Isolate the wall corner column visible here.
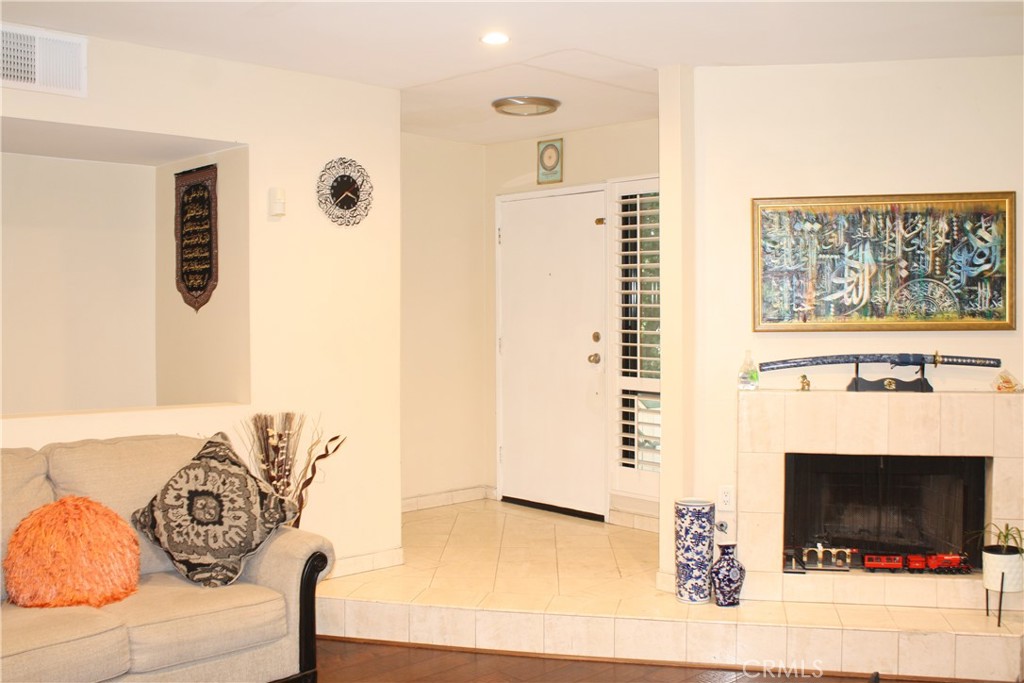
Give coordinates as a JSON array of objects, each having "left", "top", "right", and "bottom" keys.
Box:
[{"left": 656, "top": 65, "right": 698, "bottom": 588}]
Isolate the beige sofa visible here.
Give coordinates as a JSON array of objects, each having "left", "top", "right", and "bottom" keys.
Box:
[{"left": 1, "top": 435, "right": 335, "bottom": 683}]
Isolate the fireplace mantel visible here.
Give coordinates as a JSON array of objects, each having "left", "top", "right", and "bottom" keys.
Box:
[{"left": 736, "top": 390, "right": 1023, "bottom": 610}]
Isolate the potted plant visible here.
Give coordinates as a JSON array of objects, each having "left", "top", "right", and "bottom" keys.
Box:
[{"left": 977, "top": 522, "right": 1023, "bottom": 594}]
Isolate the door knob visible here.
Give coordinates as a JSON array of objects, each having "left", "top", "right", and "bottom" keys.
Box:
[{"left": 588, "top": 353, "right": 601, "bottom": 364}]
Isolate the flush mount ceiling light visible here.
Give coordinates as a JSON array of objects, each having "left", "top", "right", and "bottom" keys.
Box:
[
  {"left": 480, "top": 31, "right": 510, "bottom": 45},
  {"left": 491, "top": 96, "right": 561, "bottom": 117}
]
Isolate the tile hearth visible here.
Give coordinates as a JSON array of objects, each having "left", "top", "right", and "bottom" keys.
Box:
[{"left": 316, "top": 500, "right": 1023, "bottom": 681}]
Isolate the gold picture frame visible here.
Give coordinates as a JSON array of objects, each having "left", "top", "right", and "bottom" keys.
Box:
[{"left": 753, "top": 191, "right": 1015, "bottom": 331}]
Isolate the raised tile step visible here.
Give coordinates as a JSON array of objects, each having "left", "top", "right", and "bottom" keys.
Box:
[{"left": 315, "top": 594, "right": 1023, "bottom": 682}]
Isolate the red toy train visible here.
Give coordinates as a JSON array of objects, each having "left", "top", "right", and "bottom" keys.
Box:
[{"left": 863, "top": 552, "right": 972, "bottom": 574}]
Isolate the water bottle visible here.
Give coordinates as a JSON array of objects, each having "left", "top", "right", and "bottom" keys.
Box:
[{"left": 737, "top": 350, "right": 759, "bottom": 390}]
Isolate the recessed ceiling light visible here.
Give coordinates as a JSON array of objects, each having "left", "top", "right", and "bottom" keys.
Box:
[
  {"left": 481, "top": 32, "right": 510, "bottom": 46},
  {"left": 491, "top": 96, "right": 561, "bottom": 117}
]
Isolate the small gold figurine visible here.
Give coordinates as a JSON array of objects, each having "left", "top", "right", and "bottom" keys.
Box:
[{"left": 799, "top": 374, "right": 810, "bottom": 391}]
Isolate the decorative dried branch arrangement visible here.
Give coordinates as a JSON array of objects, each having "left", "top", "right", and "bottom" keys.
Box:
[{"left": 241, "top": 412, "right": 346, "bottom": 527}]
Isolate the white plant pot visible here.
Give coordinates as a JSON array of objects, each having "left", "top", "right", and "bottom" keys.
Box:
[{"left": 982, "top": 547, "right": 1024, "bottom": 593}]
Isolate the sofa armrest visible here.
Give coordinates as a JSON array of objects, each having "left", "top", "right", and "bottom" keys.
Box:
[
  {"left": 241, "top": 526, "right": 335, "bottom": 681},
  {"left": 242, "top": 525, "right": 335, "bottom": 594}
]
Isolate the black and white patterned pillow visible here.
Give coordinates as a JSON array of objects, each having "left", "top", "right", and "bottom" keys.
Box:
[{"left": 132, "top": 438, "right": 296, "bottom": 587}]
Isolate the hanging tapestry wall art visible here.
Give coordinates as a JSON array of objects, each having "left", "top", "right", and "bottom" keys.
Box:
[
  {"left": 175, "top": 164, "right": 218, "bottom": 311},
  {"left": 753, "top": 192, "right": 1015, "bottom": 331}
]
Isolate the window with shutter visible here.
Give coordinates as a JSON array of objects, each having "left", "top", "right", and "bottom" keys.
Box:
[{"left": 612, "top": 180, "right": 660, "bottom": 475}]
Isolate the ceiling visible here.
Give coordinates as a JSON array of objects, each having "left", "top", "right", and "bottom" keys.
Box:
[{"left": 2, "top": 1, "right": 1022, "bottom": 145}]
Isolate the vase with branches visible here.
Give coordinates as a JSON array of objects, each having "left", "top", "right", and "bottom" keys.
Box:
[{"left": 241, "top": 412, "right": 345, "bottom": 527}]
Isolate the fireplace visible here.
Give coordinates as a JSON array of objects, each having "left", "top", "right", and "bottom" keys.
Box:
[
  {"left": 734, "top": 390, "right": 1022, "bottom": 609},
  {"left": 784, "top": 453, "right": 986, "bottom": 569}
]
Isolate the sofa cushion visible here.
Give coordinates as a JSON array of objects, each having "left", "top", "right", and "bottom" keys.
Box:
[
  {"left": 41, "top": 434, "right": 207, "bottom": 575},
  {"left": 132, "top": 439, "right": 296, "bottom": 587},
  {"left": 1, "top": 448, "right": 54, "bottom": 602},
  {"left": 100, "top": 571, "right": 287, "bottom": 674},
  {"left": 5, "top": 496, "right": 139, "bottom": 608},
  {"left": 0, "top": 602, "right": 130, "bottom": 682}
]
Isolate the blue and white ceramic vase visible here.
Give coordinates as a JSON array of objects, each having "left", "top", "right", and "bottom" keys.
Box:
[
  {"left": 674, "top": 499, "right": 715, "bottom": 603},
  {"left": 711, "top": 543, "right": 746, "bottom": 607}
]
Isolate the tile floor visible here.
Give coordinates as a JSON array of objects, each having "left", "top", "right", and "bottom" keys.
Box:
[{"left": 316, "top": 499, "right": 1023, "bottom": 681}]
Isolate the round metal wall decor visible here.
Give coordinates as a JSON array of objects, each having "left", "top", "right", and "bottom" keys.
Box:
[{"left": 317, "top": 157, "right": 373, "bottom": 226}]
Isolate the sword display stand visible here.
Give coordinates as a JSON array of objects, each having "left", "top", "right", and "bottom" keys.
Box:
[
  {"left": 848, "top": 361, "right": 933, "bottom": 393},
  {"left": 985, "top": 572, "right": 1006, "bottom": 628},
  {"left": 759, "top": 352, "right": 1000, "bottom": 393}
]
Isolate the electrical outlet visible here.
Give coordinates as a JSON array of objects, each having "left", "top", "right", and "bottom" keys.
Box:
[{"left": 719, "top": 484, "right": 735, "bottom": 512}]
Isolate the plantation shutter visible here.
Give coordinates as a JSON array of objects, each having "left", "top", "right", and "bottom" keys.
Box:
[{"left": 613, "top": 182, "right": 660, "bottom": 472}]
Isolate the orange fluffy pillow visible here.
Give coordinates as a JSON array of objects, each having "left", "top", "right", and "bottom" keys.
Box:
[{"left": 4, "top": 496, "right": 139, "bottom": 607}]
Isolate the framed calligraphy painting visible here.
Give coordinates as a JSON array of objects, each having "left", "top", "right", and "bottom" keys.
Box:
[
  {"left": 753, "top": 192, "right": 1015, "bottom": 331},
  {"left": 174, "top": 164, "right": 218, "bottom": 311}
]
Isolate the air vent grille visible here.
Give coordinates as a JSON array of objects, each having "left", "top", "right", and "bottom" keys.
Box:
[
  {"left": 2, "top": 23, "right": 86, "bottom": 96},
  {"left": 2, "top": 28, "right": 35, "bottom": 83}
]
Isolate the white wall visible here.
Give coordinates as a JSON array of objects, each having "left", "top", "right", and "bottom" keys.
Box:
[
  {"left": 2, "top": 153, "right": 157, "bottom": 414},
  {"left": 659, "top": 56, "right": 1024, "bottom": 575},
  {"left": 656, "top": 66, "right": 699, "bottom": 583},
  {"left": 155, "top": 147, "right": 250, "bottom": 406},
  {"left": 400, "top": 133, "right": 490, "bottom": 499},
  {"left": 2, "top": 140, "right": 250, "bottom": 414},
  {"left": 1, "top": 37, "right": 403, "bottom": 567},
  {"left": 486, "top": 119, "right": 659, "bottom": 197}
]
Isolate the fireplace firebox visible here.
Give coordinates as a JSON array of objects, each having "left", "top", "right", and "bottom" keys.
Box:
[{"left": 784, "top": 453, "right": 986, "bottom": 569}]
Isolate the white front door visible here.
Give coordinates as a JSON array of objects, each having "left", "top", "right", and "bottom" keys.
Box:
[{"left": 497, "top": 188, "right": 607, "bottom": 517}]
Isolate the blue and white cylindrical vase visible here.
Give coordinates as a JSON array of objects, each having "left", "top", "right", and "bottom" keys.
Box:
[
  {"left": 674, "top": 499, "right": 715, "bottom": 603},
  {"left": 711, "top": 543, "right": 746, "bottom": 607}
]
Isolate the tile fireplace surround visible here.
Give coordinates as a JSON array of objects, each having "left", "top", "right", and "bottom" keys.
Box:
[{"left": 737, "top": 391, "right": 1023, "bottom": 611}]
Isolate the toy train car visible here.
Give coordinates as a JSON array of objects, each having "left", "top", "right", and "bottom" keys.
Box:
[
  {"left": 863, "top": 554, "right": 904, "bottom": 571},
  {"left": 863, "top": 552, "right": 972, "bottom": 574}
]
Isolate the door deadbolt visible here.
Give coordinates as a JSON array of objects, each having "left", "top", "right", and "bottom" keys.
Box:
[
  {"left": 587, "top": 353, "right": 601, "bottom": 364},
  {"left": 592, "top": 331, "right": 601, "bottom": 342}
]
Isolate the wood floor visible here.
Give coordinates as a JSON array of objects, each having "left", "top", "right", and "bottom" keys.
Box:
[{"left": 316, "top": 639, "right": 873, "bottom": 682}]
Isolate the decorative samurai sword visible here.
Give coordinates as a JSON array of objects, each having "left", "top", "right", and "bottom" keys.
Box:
[
  {"left": 760, "top": 353, "right": 1001, "bottom": 373},
  {"left": 760, "top": 352, "right": 1001, "bottom": 393}
]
